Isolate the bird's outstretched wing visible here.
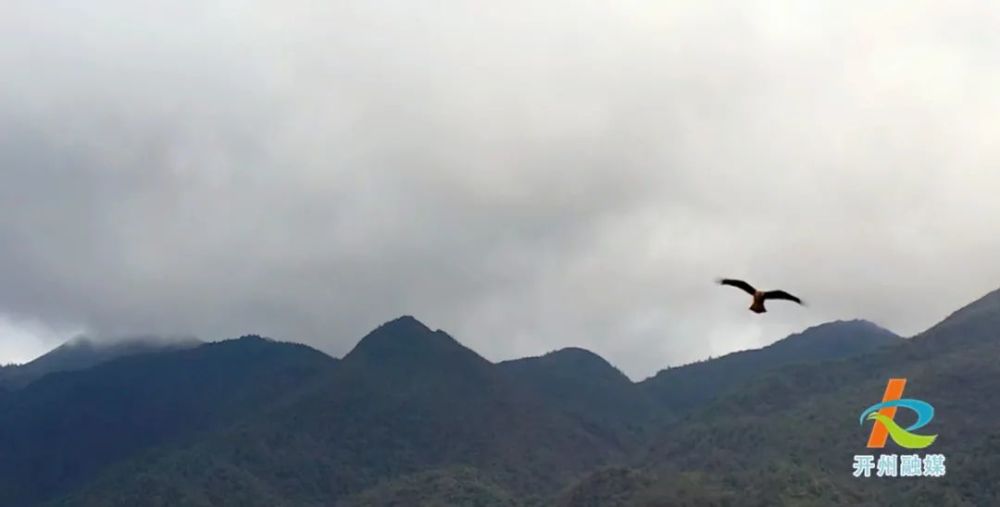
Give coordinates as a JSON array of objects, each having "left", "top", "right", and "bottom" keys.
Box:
[
  {"left": 763, "top": 290, "right": 803, "bottom": 305},
  {"left": 718, "top": 278, "right": 756, "bottom": 295}
]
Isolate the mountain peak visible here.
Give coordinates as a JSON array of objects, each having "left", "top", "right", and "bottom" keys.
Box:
[
  {"left": 547, "top": 346, "right": 603, "bottom": 359},
  {"left": 781, "top": 318, "right": 897, "bottom": 340},
  {"left": 539, "top": 347, "right": 626, "bottom": 377},
  {"left": 763, "top": 318, "right": 901, "bottom": 355},
  {"left": 379, "top": 315, "right": 432, "bottom": 334},
  {"left": 344, "top": 316, "right": 483, "bottom": 366},
  {"left": 641, "top": 318, "right": 904, "bottom": 412},
  {"left": 498, "top": 347, "right": 654, "bottom": 431},
  {"left": 500, "top": 347, "right": 630, "bottom": 385},
  {"left": 231, "top": 334, "right": 273, "bottom": 343}
]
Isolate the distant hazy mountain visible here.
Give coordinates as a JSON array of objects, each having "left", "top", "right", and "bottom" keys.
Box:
[
  {"left": 0, "top": 335, "right": 201, "bottom": 389},
  {"left": 2, "top": 289, "right": 997, "bottom": 506},
  {"left": 640, "top": 319, "right": 903, "bottom": 415}
]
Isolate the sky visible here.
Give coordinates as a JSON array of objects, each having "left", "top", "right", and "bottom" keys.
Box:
[{"left": 2, "top": 1, "right": 999, "bottom": 379}]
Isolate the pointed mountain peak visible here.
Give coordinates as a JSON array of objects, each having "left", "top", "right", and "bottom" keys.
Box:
[
  {"left": 376, "top": 315, "right": 433, "bottom": 334},
  {"left": 344, "top": 316, "right": 483, "bottom": 365}
]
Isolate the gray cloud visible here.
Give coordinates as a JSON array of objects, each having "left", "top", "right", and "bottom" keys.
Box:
[{"left": 2, "top": 1, "right": 1000, "bottom": 378}]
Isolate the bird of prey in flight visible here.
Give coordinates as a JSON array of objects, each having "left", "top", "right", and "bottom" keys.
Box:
[{"left": 717, "top": 278, "right": 803, "bottom": 314}]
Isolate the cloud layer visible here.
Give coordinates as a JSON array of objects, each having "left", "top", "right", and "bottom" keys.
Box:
[{"left": 3, "top": 1, "right": 1000, "bottom": 378}]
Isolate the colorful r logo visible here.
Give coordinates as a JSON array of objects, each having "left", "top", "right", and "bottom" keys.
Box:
[{"left": 860, "top": 378, "right": 938, "bottom": 450}]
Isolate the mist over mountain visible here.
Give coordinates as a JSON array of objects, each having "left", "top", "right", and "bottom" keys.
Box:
[
  {"left": 0, "top": 288, "right": 997, "bottom": 505},
  {"left": 0, "top": 335, "right": 201, "bottom": 389},
  {"left": 0, "top": 336, "right": 334, "bottom": 506},
  {"left": 4, "top": 3, "right": 999, "bottom": 505}
]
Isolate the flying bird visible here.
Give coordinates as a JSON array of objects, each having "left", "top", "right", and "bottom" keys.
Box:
[{"left": 717, "top": 278, "right": 803, "bottom": 314}]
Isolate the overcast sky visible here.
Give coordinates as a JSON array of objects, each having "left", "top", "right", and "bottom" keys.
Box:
[{"left": 2, "top": 1, "right": 999, "bottom": 379}]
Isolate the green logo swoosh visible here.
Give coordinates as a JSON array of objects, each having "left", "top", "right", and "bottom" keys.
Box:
[{"left": 866, "top": 413, "right": 937, "bottom": 449}]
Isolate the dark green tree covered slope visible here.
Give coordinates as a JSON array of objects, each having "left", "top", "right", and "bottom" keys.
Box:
[{"left": 1, "top": 289, "right": 996, "bottom": 506}]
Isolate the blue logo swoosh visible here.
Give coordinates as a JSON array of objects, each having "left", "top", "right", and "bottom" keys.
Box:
[{"left": 858, "top": 398, "right": 935, "bottom": 431}]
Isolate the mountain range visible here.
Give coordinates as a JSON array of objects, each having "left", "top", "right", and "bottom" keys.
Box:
[{"left": 0, "top": 288, "right": 997, "bottom": 506}]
